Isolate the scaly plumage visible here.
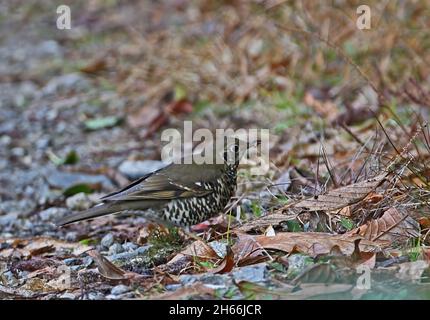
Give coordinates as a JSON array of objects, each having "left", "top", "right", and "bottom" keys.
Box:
[{"left": 56, "top": 138, "right": 257, "bottom": 227}]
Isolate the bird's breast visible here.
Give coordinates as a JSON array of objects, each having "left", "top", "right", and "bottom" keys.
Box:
[{"left": 160, "top": 171, "right": 237, "bottom": 226}]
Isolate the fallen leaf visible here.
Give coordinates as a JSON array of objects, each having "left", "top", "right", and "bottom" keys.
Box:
[
  {"left": 291, "top": 263, "right": 337, "bottom": 285},
  {"left": 20, "top": 278, "right": 54, "bottom": 294},
  {"left": 350, "top": 239, "right": 376, "bottom": 269},
  {"left": 87, "top": 250, "right": 127, "bottom": 280},
  {"left": 333, "top": 104, "right": 375, "bottom": 126},
  {"left": 80, "top": 58, "right": 107, "bottom": 74},
  {"left": 338, "top": 206, "right": 352, "bottom": 217},
  {"left": 62, "top": 183, "right": 101, "bottom": 197},
  {"left": 167, "top": 240, "right": 220, "bottom": 266},
  {"left": 322, "top": 239, "right": 376, "bottom": 269},
  {"left": 418, "top": 217, "right": 430, "bottom": 229},
  {"left": 288, "top": 173, "right": 388, "bottom": 212},
  {"left": 0, "top": 284, "right": 47, "bottom": 299},
  {"left": 348, "top": 207, "right": 420, "bottom": 243},
  {"left": 84, "top": 116, "right": 121, "bottom": 131},
  {"left": 233, "top": 232, "right": 388, "bottom": 261},
  {"left": 12, "top": 257, "right": 57, "bottom": 272},
  {"left": 236, "top": 213, "right": 294, "bottom": 233},
  {"left": 127, "top": 94, "right": 192, "bottom": 138},
  {"left": 2, "top": 237, "right": 92, "bottom": 258},
  {"left": 237, "top": 255, "right": 270, "bottom": 267},
  {"left": 26, "top": 266, "right": 58, "bottom": 279},
  {"left": 304, "top": 90, "right": 339, "bottom": 122},
  {"left": 166, "top": 98, "right": 193, "bottom": 115},
  {"left": 363, "top": 192, "right": 384, "bottom": 204},
  {"left": 29, "top": 244, "right": 55, "bottom": 256},
  {"left": 209, "top": 246, "right": 235, "bottom": 274}
]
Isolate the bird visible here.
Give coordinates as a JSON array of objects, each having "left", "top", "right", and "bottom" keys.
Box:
[{"left": 56, "top": 137, "right": 259, "bottom": 228}]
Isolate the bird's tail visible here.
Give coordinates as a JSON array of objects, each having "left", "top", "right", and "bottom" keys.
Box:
[{"left": 56, "top": 203, "right": 122, "bottom": 226}]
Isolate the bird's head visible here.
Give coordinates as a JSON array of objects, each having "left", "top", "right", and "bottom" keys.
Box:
[{"left": 222, "top": 137, "right": 261, "bottom": 167}]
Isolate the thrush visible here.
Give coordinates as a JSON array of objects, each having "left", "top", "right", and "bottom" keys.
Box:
[{"left": 56, "top": 138, "right": 258, "bottom": 228}]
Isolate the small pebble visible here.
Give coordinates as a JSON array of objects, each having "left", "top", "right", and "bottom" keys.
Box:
[
  {"left": 39, "top": 207, "right": 68, "bottom": 222},
  {"left": 65, "top": 192, "right": 92, "bottom": 211},
  {"left": 208, "top": 241, "right": 227, "bottom": 258},
  {"left": 108, "top": 245, "right": 151, "bottom": 262},
  {"left": 232, "top": 263, "right": 267, "bottom": 283},
  {"left": 87, "top": 292, "right": 105, "bottom": 300},
  {"left": 59, "top": 293, "right": 76, "bottom": 300},
  {"left": 100, "top": 233, "right": 114, "bottom": 249},
  {"left": 2, "top": 271, "right": 19, "bottom": 286},
  {"left": 111, "top": 285, "right": 130, "bottom": 295},
  {"left": 63, "top": 258, "right": 81, "bottom": 266},
  {"left": 122, "top": 242, "right": 138, "bottom": 252},
  {"left": 118, "top": 160, "right": 165, "bottom": 180},
  {"left": 108, "top": 243, "right": 123, "bottom": 255},
  {"left": 82, "top": 256, "right": 93, "bottom": 267},
  {"left": 165, "top": 284, "right": 182, "bottom": 291},
  {"left": 65, "top": 231, "right": 78, "bottom": 242}
]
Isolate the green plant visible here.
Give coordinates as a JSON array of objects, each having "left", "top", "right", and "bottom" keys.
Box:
[{"left": 340, "top": 217, "right": 355, "bottom": 231}]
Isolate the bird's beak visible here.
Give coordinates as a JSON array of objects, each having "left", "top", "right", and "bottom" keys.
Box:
[{"left": 244, "top": 139, "right": 261, "bottom": 158}]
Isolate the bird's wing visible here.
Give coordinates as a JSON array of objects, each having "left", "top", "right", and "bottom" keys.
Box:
[{"left": 101, "top": 163, "right": 224, "bottom": 201}]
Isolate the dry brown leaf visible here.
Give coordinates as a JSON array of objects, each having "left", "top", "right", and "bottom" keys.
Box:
[
  {"left": 418, "top": 217, "right": 430, "bottom": 229},
  {"left": 88, "top": 250, "right": 128, "bottom": 280},
  {"left": 19, "top": 278, "right": 54, "bottom": 294},
  {"left": 233, "top": 232, "right": 388, "bottom": 260},
  {"left": 291, "top": 263, "right": 337, "bottom": 285},
  {"left": 363, "top": 192, "right": 384, "bottom": 204},
  {"left": 0, "top": 237, "right": 92, "bottom": 258},
  {"left": 127, "top": 95, "right": 192, "bottom": 138},
  {"left": 235, "top": 213, "right": 295, "bottom": 233},
  {"left": 424, "top": 248, "right": 430, "bottom": 262},
  {"left": 348, "top": 207, "right": 420, "bottom": 243},
  {"left": 333, "top": 104, "right": 375, "bottom": 126},
  {"left": 304, "top": 90, "right": 339, "bottom": 122},
  {"left": 325, "top": 239, "right": 376, "bottom": 269},
  {"left": 26, "top": 266, "right": 58, "bottom": 279},
  {"left": 209, "top": 246, "right": 235, "bottom": 274},
  {"left": 80, "top": 58, "right": 107, "bottom": 74},
  {"left": 350, "top": 239, "right": 376, "bottom": 269},
  {"left": 338, "top": 206, "right": 352, "bottom": 217},
  {"left": 167, "top": 240, "right": 220, "bottom": 266},
  {"left": 288, "top": 173, "right": 388, "bottom": 212},
  {"left": 237, "top": 254, "right": 270, "bottom": 267},
  {"left": 166, "top": 98, "right": 193, "bottom": 115},
  {"left": 0, "top": 284, "right": 46, "bottom": 299}
]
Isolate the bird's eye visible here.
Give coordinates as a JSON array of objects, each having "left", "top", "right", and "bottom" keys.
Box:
[{"left": 230, "top": 145, "right": 239, "bottom": 152}]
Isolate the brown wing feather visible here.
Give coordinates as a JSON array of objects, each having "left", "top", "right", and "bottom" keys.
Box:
[{"left": 101, "top": 163, "right": 223, "bottom": 202}]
